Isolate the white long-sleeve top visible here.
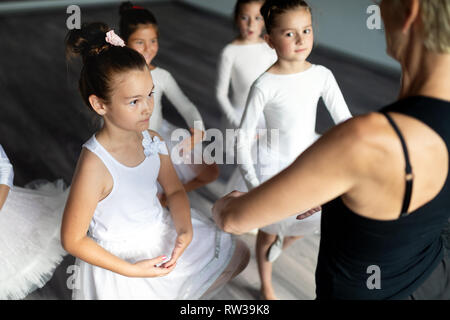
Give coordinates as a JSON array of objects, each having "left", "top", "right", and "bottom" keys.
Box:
[
  {"left": 237, "top": 64, "right": 353, "bottom": 190},
  {"left": 216, "top": 42, "right": 277, "bottom": 126},
  {"left": 149, "top": 67, "right": 205, "bottom": 132},
  {"left": 0, "top": 145, "right": 14, "bottom": 188}
]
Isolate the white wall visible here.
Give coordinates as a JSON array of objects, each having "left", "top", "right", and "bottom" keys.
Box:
[
  {"left": 178, "top": 0, "right": 400, "bottom": 71},
  {"left": 178, "top": 0, "right": 235, "bottom": 16},
  {"left": 0, "top": 0, "right": 171, "bottom": 13}
]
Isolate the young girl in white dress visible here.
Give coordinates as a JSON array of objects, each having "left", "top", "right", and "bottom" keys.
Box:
[
  {"left": 216, "top": 0, "right": 277, "bottom": 193},
  {"left": 216, "top": 0, "right": 277, "bottom": 130},
  {"left": 0, "top": 145, "right": 68, "bottom": 300},
  {"left": 119, "top": 2, "right": 219, "bottom": 207},
  {"left": 62, "top": 22, "right": 249, "bottom": 300},
  {"left": 236, "top": 0, "right": 352, "bottom": 299}
]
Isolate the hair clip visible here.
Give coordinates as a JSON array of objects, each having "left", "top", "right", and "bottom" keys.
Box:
[{"left": 105, "top": 30, "right": 125, "bottom": 47}]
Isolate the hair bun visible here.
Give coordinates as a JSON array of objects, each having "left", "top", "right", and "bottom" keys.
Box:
[
  {"left": 119, "top": 1, "right": 134, "bottom": 15},
  {"left": 65, "top": 22, "right": 110, "bottom": 61}
]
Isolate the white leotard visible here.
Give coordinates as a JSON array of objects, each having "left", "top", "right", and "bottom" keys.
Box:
[
  {"left": 238, "top": 64, "right": 353, "bottom": 190},
  {"left": 216, "top": 42, "right": 277, "bottom": 127},
  {"left": 150, "top": 67, "right": 205, "bottom": 132}
]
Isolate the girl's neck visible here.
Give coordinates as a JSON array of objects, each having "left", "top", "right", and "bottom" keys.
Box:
[
  {"left": 269, "top": 58, "right": 311, "bottom": 75},
  {"left": 148, "top": 64, "right": 157, "bottom": 71},
  {"left": 97, "top": 122, "right": 142, "bottom": 148},
  {"left": 399, "top": 43, "right": 450, "bottom": 102}
]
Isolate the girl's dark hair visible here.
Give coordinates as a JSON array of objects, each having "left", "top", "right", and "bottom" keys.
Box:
[
  {"left": 260, "top": 0, "right": 311, "bottom": 34},
  {"left": 65, "top": 22, "right": 148, "bottom": 112},
  {"left": 233, "top": 0, "right": 265, "bottom": 23},
  {"left": 119, "top": 1, "right": 158, "bottom": 42}
]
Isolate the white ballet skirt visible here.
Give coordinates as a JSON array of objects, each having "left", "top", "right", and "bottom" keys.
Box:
[
  {"left": 72, "top": 131, "right": 234, "bottom": 300},
  {"left": 0, "top": 180, "right": 69, "bottom": 300}
]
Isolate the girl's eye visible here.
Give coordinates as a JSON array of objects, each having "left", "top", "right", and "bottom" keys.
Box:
[
  {"left": 286, "top": 32, "right": 294, "bottom": 37},
  {"left": 148, "top": 91, "right": 155, "bottom": 98},
  {"left": 130, "top": 99, "right": 138, "bottom": 106},
  {"left": 304, "top": 28, "right": 311, "bottom": 34},
  {"left": 256, "top": 16, "right": 263, "bottom": 21},
  {"left": 240, "top": 16, "right": 248, "bottom": 21}
]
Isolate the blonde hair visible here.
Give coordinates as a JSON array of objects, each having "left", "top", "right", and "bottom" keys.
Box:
[{"left": 393, "top": 0, "right": 450, "bottom": 53}]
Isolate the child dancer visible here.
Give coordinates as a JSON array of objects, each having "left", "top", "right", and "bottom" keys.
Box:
[
  {"left": 216, "top": 0, "right": 277, "bottom": 192},
  {"left": 216, "top": 0, "right": 277, "bottom": 132},
  {"left": 236, "top": 0, "right": 352, "bottom": 299},
  {"left": 119, "top": 2, "right": 219, "bottom": 206},
  {"left": 62, "top": 22, "right": 249, "bottom": 299},
  {"left": 0, "top": 145, "right": 68, "bottom": 300}
]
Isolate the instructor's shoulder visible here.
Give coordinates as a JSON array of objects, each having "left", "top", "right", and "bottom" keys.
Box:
[{"left": 330, "top": 112, "right": 390, "bottom": 162}]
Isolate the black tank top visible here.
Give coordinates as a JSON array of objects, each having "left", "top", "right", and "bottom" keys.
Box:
[{"left": 316, "top": 96, "right": 450, "bottom": 299}]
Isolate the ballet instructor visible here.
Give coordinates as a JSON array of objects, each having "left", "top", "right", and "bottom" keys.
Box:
[{"left": 213, "top": 0, "right": 450, "bottom": 300}]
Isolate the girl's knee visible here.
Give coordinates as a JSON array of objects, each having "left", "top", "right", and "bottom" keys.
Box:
[{"left": 257, "top": 230, "right": 277, "bottom": 244}]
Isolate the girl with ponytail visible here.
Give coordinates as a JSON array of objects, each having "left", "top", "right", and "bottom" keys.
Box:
[{"left": 62, "top": 22, "right": 249, "bottom": 300}]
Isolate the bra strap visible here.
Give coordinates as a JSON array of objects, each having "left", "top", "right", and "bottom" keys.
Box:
[{"left": 381, "top": 112, "right": 414, "bottom": 217}]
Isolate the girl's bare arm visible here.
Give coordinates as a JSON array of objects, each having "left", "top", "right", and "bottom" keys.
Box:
[{"left": 154, "top": 130, "right": 193, "bottom": 268}]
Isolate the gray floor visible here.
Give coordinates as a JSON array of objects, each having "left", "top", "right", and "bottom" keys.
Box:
[{"left": 1, "top": 1, "right": 406, "bottom": 300}]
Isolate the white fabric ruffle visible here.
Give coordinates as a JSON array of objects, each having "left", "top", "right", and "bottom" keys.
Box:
[{"left": 0, "top": 180, "right": 69, "bottom": 300}]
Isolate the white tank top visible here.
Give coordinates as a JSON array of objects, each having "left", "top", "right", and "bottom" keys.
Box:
[{"left": 82, "top": 131, "right": 169, "bottom": 242}]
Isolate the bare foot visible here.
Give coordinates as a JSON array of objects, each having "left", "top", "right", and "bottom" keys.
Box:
[{"left": 260, "top": 286, "right": 279, "bottom": 300}]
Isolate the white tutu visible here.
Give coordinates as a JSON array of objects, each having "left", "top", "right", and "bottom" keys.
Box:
[
  {"left": 72, "top": 208, "right": 235, "bottom": 300},
  {"left": 0, "top": 180, "right": 69, "bottom": 300}
]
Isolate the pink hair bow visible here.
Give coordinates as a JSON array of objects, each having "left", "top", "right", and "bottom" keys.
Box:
[{"left": 105, "top": 30, "right": 125, "bottom": 47}]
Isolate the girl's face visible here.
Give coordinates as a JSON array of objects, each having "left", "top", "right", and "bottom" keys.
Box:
[
  {"left": 102, "top": 68, "right": 155, "bottom": 132},
  {"left": 236, "top": 2, "right": 265, "bottom": 42},
  {"left": 265, "top": 8, "right": 314, "bottom": 63},
  {"left": 127, "top": 24, "right": 159, "bottom": 65}
]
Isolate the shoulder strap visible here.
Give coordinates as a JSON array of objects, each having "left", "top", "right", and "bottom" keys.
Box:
[
  {"left": 381, "top": 112, "right": 414, "bottom": 218},
  {"left": 142, "top": 130, "right": 152, "bottom": 141},
  {"left": 82, "top": 135, "right": 118, "bottom": 179}
]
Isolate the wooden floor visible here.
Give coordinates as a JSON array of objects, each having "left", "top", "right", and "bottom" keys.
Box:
[{"left": 0, "top": 1, "right": 415, "bottom": 300}]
